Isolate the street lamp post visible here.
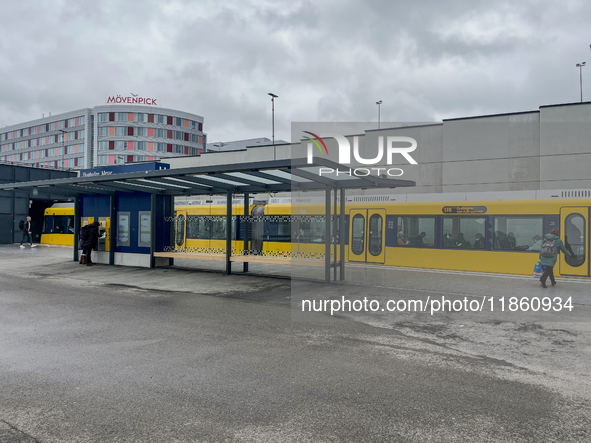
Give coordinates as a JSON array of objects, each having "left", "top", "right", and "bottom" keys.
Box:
[
  {"left": 576, "top": 62, "right": 586, "bottom": 102},
  {"left": 376, "top": 101, "right": 382, "bottom": 129},
  {"left": 268, "top": 93, "right": 278, "bottom": 160}
]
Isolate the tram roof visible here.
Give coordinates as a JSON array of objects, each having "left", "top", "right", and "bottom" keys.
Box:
[{"left": 0, "top": 158, "right": 415, "bottom": 197}]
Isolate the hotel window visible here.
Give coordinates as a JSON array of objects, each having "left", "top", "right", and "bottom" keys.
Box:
[
  {"left": 98, "top": 113, "right": 109, "bottom": 122},
  {"left": 157, "top": 114, "right": 165, "bottom": 124},
  {"left": 156, "top": 143, "right": 164, "bottom": 152},
  {"left": 31, "top": 126, "right": 37, "bottom": 135},
  {"left": 77, "top": 130, "right": 85, "bottom": 139},
  {"left": 173, "top": 144, "right": 183, "bottom": 154},
  {"left": 39, "top": 150, "right": 45, "bottom": 158},
  {"left": 39, "top": 125, "right": 46, "bottom": 134},
  {"left": 79, "top": 116, "right": 85, "bottom": 125},
  {"left": 135, "top": 127, "right": 147, "bottom": 136},
  {"left": 98, "top": 155, "right": 108, "bottom": 165},
  {"left": 136, "top": 141, "right": 146, "bottom": 151},
  {"left": 135, "top": 113, "right": 148, "bottom": 122},
  {"left": 115, "top": 141, "right": 126, "bottom": 150},
  {"left": 67, "top": 145, "right": 75, "bottom": 154},
  {"left": 98, "top": 127, "right": 108, "bottom": 136},
  {"left": 79, "top": 144, "right": 84, "bottom": 153},
  {"left": 58, "top": 120, "right": 65, "bottom": 129},
  {"left": 134, "top": 155, "right": 147, "bottom": 162},
  {"left": 115, "top": 113, "right": 127, "bottom": 122},
  {"left": 115, "top": 127, "right": 126, "bottom": 136},
  {"left": 68, "top": 118, "right": 76, "bottom": 127},
  {"left": 174, "top": 117, "right": 181, "bottom": 126},
  {"left": 57, "top": 147, "right": 64, "bottom": 155},
  {"left": 174, "top": 131, "right": 183, "bottom": 140},
  {"left": 98, "top": 141, "right": 108, "bottom": 150}
]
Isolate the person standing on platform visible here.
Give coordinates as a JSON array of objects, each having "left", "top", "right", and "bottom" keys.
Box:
[
  {"left": 539, "top": 228, "right": 572, "bottom": 288},
  {"left": 19, "top": 216, "right": 36, "bottom": 248},
  {"left": 80, "top": 221, "right": 100, "bottom": 266}
]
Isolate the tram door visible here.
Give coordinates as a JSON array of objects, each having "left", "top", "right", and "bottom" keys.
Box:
[
  {"left": 175, "top": 210, "right": 187, "bottom": 250},
  {"left": 559, "top": 207, "right": 589, "bottom": 277},
  {"left": 348, "top": 209, "right": 386, "bottom": 264}
]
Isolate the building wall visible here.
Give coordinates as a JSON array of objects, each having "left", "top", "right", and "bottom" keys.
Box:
[{"left": 0, "top": 105, "right": 205, "bottom": 171}]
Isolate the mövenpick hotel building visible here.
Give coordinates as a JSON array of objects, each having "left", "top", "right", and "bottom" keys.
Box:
[{"left": 0, "top": 103, "right": 205, "bottom": 170}]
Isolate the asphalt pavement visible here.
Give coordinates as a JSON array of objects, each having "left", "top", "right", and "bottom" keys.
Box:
[{"left": 0, "top": 244, "right": 590, "bottom": 442}]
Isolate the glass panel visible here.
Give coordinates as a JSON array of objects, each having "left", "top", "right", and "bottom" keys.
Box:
[
  {"left": 176, "top": 214, "right": 185, "bottom": 247},
  {"left": 565, "top": 213, "right": 585, "bottom": 267},
  {"left": 494, "top": 216, "right": 543, "bottom": 251},
  {"left": 443, "top": 217, "right": 486, "bottom": 249},
  {"left": 186, "top": 216, "right": 210, "bottom": 239},
  {"left": 351, "top": 214, "right": 365, "bottom": 255},
  {"left": 396, "top": 216, "right": 435, "bottom": 247},
  {"left": 368, "top": 214, "right": 382, "bottom": 256}
]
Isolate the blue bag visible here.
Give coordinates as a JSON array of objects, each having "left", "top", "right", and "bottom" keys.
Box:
[{"left": 533, "top": 261, "right": 544, "bottom": 278}]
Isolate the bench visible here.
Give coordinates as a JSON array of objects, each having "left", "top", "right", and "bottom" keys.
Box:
[{"left": 153, "top": 251, "right": 337, "bottom": 267}]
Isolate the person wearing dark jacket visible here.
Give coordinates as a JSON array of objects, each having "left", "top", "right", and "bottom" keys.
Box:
[
  {"left": 539, "top": 228, "right": 572, "bottom": 288},
  {"left": 80, "top": 221, "right": 100, "bottom": 266},
  {"left": 19, "top": 216, "right": 36, "bottom": 248}
]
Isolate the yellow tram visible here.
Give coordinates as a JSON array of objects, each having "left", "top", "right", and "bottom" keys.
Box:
[{"left": 42, "top": 193, "right": 591, "bottom": 278}]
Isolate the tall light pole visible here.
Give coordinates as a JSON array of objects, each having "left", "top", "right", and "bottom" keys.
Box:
[
  {"left": 576, "top": 62, "right": 586, "bottom": 102},
  {"left": 376, "top": 100, "right": 382, "bottom": 129},
  {"left": 268, "top": 93, "right": 278, "bottom": 160}
]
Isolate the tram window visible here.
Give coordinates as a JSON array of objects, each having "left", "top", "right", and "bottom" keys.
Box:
[
  {"left": 42, "top": 216, "right": 50, "bottom": 234},
  {"left": 396, "top": 216, "right": 435, "bottom": 248},
  {"left": 565, "top": 214, "right": 585, "bottom": 267},
  {"left": 52, "top": 215, "right": 73, "bottom": 234},
  {"left": 493, "top": 216, "right": 543, "bottom": 251},
  {"left": 443, "top": 217, "right": 486, "bottom": 249},
  {"left": 351, "top": 214, "right": 365, "bottom": 255},
  {"left": 368, "top": 214, "right": 383, "bottom": 256}
]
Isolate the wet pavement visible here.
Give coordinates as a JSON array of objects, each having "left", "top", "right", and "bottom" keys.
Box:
[{"left": 1, "top": 244, "right": 590, "bottom": 442}]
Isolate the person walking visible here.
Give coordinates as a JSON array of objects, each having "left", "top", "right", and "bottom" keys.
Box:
[
  {"left": 80, "top": 221, "right": 100, "bottom": 266},
  {"left": 539, "top": 228, "right": 572, "bottom": 288},
  {"left": 19, "top": 216, "right": 36, "bottom": 248}
]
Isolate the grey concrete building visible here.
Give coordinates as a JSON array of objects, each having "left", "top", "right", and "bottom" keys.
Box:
[{"left": 167, "top": 101, "right": 591, "bottom": 195}]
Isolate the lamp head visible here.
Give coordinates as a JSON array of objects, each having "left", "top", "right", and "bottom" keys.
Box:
[{"left": 268, "top": 93, "right": 278, "bottom": 98}]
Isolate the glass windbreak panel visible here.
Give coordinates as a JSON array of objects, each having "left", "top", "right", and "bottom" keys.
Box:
[
  {"left": 443, "top": 217, "right": 486, "bottom": 249},
  {"left": 368, "top": 214, "right": 383, "bottom": 256},
  {"left": 351, "top": 214, "right": 365, "bottom": 255},
  {"left": 493, "top": 216, "right": 543, "bottom": 251},
  {"left": 396, "top": 216, "right": 435, "bottom": 247},
  {"left": 211, "top": 217, "right": 226, "bottom": 240},
  {"left": 186, "top": 216, "right": 210, "bottom": 239},
  {"left": 297, "top": 216, "right": 326, "bottom": 243},
  {"left": 176, "top": 214, "right": 185, "bottom": 246},
  {"left": 565, "top": 213, "right": 585, "bottom": 267}
]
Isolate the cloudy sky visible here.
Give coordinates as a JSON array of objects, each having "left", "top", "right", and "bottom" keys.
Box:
[{"left": 0, "top": 0, "right": 589, "bottom": 142}]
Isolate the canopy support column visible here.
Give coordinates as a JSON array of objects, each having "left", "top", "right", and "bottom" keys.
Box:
[
  {"left": 109, "top": 194, "right": 115, "bottom": 265},
  {"left": 243, "top": 192, "right": 249, "bottom": 273},
  {"left": 150, "top": 193, "right": 156, "bottom": 268},
  {"left": 73, "top": 196, "right": 79, "bottom": 262},
  {"left": 339, "top": 188, "right": 346, "bottom": 280},
  {"left": 325, "top": 186, "right": 330, "bottom": 284},
  {"left": 225, "top": 190, "right": 232, "bottom": 275}
]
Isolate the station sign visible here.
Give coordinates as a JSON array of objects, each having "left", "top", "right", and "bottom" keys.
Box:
[
  {"left": 79, "top": 162, "right": 170, "bottom": 177},
  {"left": 442, "top": 206, "right": 487, "bottom": 214}
]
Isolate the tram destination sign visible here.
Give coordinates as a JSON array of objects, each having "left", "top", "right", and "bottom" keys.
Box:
[{"left": 442, "top": 206, "right": 487, "bottom": 214}]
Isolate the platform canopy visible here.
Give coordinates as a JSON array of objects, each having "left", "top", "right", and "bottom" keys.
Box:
[{"left": 0, "top": 158, "right": 415, "bottom": 196}]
